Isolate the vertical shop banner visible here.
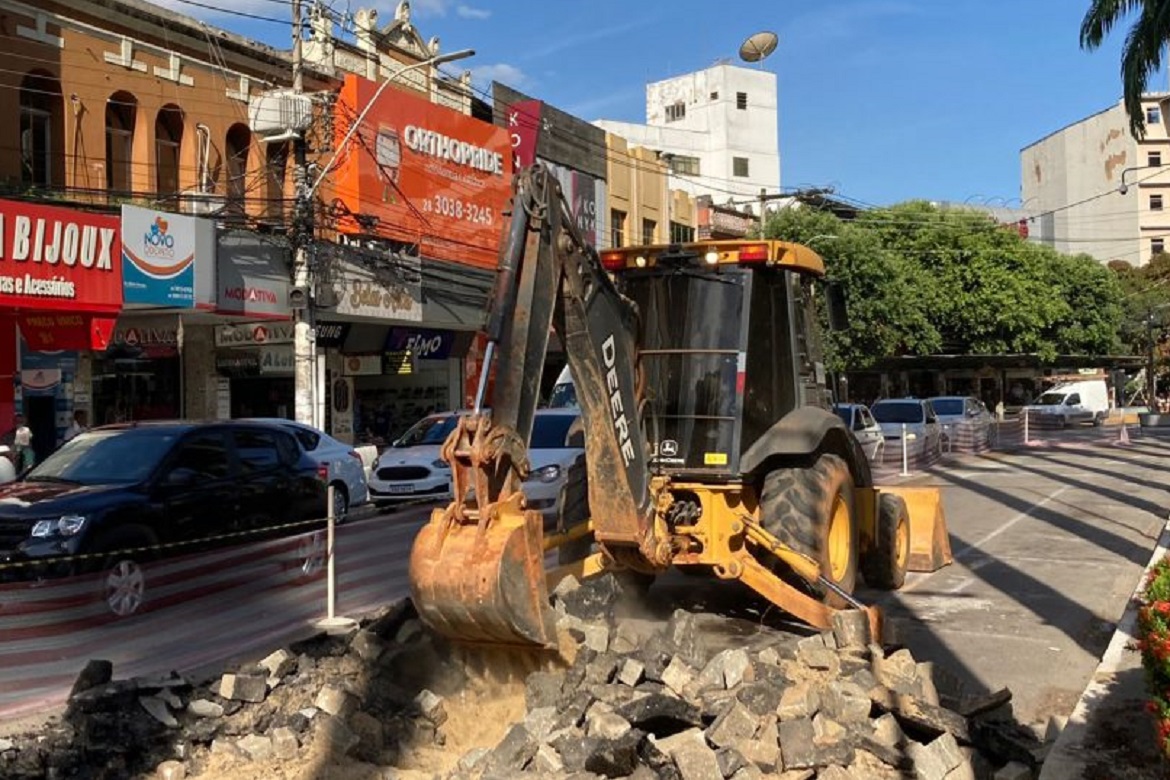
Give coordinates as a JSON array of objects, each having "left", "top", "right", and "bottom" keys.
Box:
[
  {"left": 572, "top": 171, "right": 599, "bottom": 246},
  {"left": 334, "top": 74, "right": 513, "bottom": 270},
  {"left": 0, "top": 199, "right": 122, "bottom": 312},
  {"left": 508, "top": 99, "right": 543, "bottom": 171},
  {"left": 121, "top": 206, "right": 197, "bottom": 307}
]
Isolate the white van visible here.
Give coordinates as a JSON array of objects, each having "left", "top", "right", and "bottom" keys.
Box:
[{"left": 1027, "top": 378, "right": 1110, "bottom": 427}]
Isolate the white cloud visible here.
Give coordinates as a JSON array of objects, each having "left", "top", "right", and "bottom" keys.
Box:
[
  {"left": 456, "top": 5, "right": 491, "bottom": 20},
  {"left": 408, "top": 0, "right": 452, "bottom": 17},
  {"left": 469, "top": 62, "right": 528, "bottom": 89}
]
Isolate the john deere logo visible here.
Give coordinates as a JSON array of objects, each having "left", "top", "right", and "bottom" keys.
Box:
[{"left": 660, "top": 439, "right": 679, "bottom": 457}]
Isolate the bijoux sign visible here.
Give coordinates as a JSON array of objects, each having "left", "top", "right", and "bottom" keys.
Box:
[{"left": 0, "top": 200, "right": 121, "bottom": 311}]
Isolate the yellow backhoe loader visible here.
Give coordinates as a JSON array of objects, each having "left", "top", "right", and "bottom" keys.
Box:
[{"left": 409, "top": 165, "right": 951, "bottom": 647}]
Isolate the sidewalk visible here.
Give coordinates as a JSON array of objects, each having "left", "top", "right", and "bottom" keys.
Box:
[{"left": 1040, "top": 517, "right": 1170, "bottom": 779}]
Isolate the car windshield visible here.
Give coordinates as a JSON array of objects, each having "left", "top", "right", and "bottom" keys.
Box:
[
  {"left": 531, "top": 415, "right": 577, "bottom": 449},
  {"left": 931, "top": 399, "right": 964, "bottom": 416},
  {"left": 1036, "top": 392, "right": 1066, "bottom": 405},
  {"left": 833, "top": 406, "right": 853, "bottom": 427},
  {"left": 548, "top": 381, "right": 577, "bottom": 409},
  {"left": 872, "top": 402, "right": 925, "bottom": 424},
  {"left": 394, "top": 415, "right": 458, "bottom": 447},
  {"left": 26, "top": 429, "right": 179, "bottom": 485}
]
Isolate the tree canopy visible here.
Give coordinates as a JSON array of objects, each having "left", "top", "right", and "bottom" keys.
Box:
[{"left": 763, "top": 202, "right": 1124, "bottom": 372}]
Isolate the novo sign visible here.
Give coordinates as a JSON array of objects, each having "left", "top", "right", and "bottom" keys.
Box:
[
  {"left": 0, "top": 200, "right": 122, "bottom": 312},
  {"left": 404, "top": 126, "right": 505, "bottom": 176},
  {"left": 121, "top": 206, "right": 197, "bottom": 307}
]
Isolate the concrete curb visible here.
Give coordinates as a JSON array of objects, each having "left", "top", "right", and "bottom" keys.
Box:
[{"left": 1038, "top": 514, "right": 1170, "bottom": 779}]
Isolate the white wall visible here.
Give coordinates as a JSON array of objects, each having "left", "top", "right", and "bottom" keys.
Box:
[{"left": 595, "top": 63, "right": 779, "bottom": 202}]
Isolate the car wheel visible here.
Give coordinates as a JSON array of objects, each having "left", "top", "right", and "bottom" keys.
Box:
[
  {"left": 330, "top": 483, "right": 350, "bottom": 525},
  {"left": 92, "top": 528, "right": 153, "bottom": 618},
  {"left": 298, "top": 531, "right": 326, "bottom": 579}
]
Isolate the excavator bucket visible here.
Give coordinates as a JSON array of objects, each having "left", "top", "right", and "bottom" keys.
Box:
[
  {"left": 409, "top": 504, "right": 557, "bottom": 647},
  {"left": 877, "top": 486, "right": 953, "bottom": 572}
]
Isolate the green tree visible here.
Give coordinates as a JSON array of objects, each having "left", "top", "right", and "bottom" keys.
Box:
[
  {"left": 1080, "top": 0, "right": 1170, "bottom": 138},
  {"left": 765, "top": 201, "right": 1123, "bottom": 370}
]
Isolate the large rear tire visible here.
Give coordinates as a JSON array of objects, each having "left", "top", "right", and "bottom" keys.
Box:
[
  {"left": 861, "top": 493, "right": 910, "bottom": 590},
  {"left": 759, "top": 453, "right": 859, "bottom": 607},
  {"left": 556, "top": 458, "right": 593, "bottom": 566}
]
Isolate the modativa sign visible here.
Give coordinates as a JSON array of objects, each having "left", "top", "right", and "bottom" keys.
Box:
[{"left": 214, "top": 321, "right": 295, "bottom": 347}]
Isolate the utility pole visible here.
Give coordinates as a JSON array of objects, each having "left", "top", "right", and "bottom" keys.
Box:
[{"left": 290, "top": 0, "right": 316, "bottom": 426}]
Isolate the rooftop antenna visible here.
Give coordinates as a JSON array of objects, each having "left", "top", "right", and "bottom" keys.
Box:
[{"left": 738, "top": 30, "right": 778, "bottom": 68}]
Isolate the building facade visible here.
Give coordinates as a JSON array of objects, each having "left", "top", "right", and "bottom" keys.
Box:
[
  {"left": 594, "top": 63, "right": 780, "bottom": 203},
  {"left": 1021, "top": 93, "right": 1170, "bottom": 266}
]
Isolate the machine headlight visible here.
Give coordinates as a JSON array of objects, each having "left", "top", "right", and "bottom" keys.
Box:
[
  {"left": 31, "top": 514, "right": 88, "bottom": 538},
  {"left": 431, "top": 459, "right": 450, "bottom": 470},
  {"left": 525, "top": 465, "right": 562, "bottom": 483}
]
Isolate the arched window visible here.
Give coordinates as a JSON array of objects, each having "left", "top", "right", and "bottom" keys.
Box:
[
  {"left": 106, "top": 91, "right": 137, "bottom": 195},
  {"left": 155, "top": 104, "right": 184, "bottom": 197},
  {"left": 225, "top": 123, "right": 251, "bottom": 210},
  {"left": 19, "top": 70, "right": 62, "bottom": 188}
]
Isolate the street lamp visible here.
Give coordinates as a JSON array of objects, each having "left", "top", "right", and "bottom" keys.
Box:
[
  {"left": 309, "top": 48, "right": 475, "bottom": 198},
  {"left": 1118, "top": 164, "right": 1168, "bottom": 195}
]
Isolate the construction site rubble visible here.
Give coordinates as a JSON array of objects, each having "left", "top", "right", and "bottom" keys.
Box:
[{"left": 0, "top": 576, "right": 1049, "bottom": 780}]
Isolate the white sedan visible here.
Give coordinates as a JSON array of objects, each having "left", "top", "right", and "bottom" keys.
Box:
[
  {"left": 247, "top": 418, "right": 369, "bottom": 521},
  {"left": 368, "top": 410, "right": 583, "bottom": 521}
]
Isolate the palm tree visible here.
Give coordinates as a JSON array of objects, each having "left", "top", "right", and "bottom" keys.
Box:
[{"left": 1081, "top": 0, "right": 1170, "bottom": 138}]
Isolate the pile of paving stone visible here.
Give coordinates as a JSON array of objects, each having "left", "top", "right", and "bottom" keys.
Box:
[
  {"left": 0, "top": 574, "right": 1050, "bottom": 780},
  {"left": 453, "top": 574, "right": 1049, "bottom": 780}
]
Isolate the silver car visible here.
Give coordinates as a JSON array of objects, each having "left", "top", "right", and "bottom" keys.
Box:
[
  {"left": 928, "top": 396, "right": 993, "bottom": 450},
  {"left": 870, "top": 399, "right": 943, "bottom": 458},
  {"left": 248, "top": 419, "right": 369, "bottom": 522},
  {"left": 833, "top": 403, "right": 884, "bottom": 460}
]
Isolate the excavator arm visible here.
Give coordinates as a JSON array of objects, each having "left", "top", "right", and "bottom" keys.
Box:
[{"left": 408, "top": 165, "right": 663, "bottom": 646}]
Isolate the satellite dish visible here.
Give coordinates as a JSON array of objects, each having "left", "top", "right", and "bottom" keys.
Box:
[{"left": 739, "top": 31, "right": 778, "bottom": 63}]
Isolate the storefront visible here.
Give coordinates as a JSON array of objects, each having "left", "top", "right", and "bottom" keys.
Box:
[
  {"left": 213, "top": 321, "right": 296, "bottom": 418},
  {"left": 93, "top": 315, "right": 182, "bottom": 424},
  {"left": 0, "top": 199, "right": 123, "bottom": 451}
]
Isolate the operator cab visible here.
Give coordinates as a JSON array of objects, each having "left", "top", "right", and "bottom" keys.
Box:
[{"left": 585, "top": 240, "right": 843, "bottom": 478}]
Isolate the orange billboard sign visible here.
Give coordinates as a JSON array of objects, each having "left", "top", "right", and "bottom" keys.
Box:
[{"left": 333, "top": 74, "right": 513, "bottom": 270}]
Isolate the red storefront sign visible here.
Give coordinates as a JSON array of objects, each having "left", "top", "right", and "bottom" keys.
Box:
[{"left": 0, "top": 200, "right": 123, "bottom": 350}]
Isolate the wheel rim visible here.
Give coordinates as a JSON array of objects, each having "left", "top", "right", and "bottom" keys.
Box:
[
  {"left": 105, "top": 559, "right": 145, "bottom": 617},
  {"left": 895, "top": 514, "right": 910, "bottom": 572},
  {"left": 332, "top": 489, "right": 348, "bottom": 521},
  {"left": 300, "top": 532, "right": 325, "bottom": 577},
  {"left": 826, "top": 494, "right": 852, "bottom": 582}
]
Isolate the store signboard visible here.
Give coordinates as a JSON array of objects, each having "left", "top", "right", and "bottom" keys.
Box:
[
  {"left": 121, "top": 206, "right": 206, "bottom": 307},
  {"left": 332, "top": 257, "right": 422, "bottom": 323},
  {"left": 258, "top": 345, "right": 294, "bottom": 375},
  {"left": 216, "top": 231, "right": 291, "bottom": 318},
  {"left": 315, "top": 322, "right": 350, "bottom": 348},
  {"left": 333, "top": 74, "right": 513, "bottom": 269},
  {"left": 18, "top": 313, "right": 116, "bottom": 351},
  {"left": 384, "top": 327, "right": 455, "bottom": 361},
  {"left": 214, "top": 321, "right": 295, "bottom": 347},
  {"left": 342, "top": 354, "right": 382, "bottom": 376}
]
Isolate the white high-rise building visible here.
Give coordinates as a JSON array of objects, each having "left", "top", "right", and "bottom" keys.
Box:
[{"left": 594, "top": 62, "right": 780, "bottom": 204}]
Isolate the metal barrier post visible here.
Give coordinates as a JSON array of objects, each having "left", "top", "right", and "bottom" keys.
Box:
[
  {"left": 1023, "top": 407, "right": 1030, "bottom": 445},
  {"left": 900, "top": 423, "right": 911, "bottom": 477},
  {"left": 316, "top": 482, "right": 357, "bottom": 636}
]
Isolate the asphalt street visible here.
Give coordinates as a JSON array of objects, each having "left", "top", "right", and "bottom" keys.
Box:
[{"left": 1, "top": 432, "right": 1165, "bottom": 742}]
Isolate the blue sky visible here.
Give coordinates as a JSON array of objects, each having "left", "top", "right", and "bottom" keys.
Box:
[{"left": 161, "top": 0, "right": 1141, "bottom": 206}]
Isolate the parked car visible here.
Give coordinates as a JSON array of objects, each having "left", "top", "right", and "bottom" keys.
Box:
[
  {"left": 0, "top": 445, "right": 15, "bottom": 485},
  {"left": 928, "top": 396, "right": 993, "bottom": 449},
  {"left": 832, "top": 403, "right": 884, "bottom": 460},
  {"left": 1026, "top": 379, "right": 1110, "bottom": 427},
  {"left": 870, "top": 398, "right": 943, "bottom": 458},
  {"left": 247, "top": 418, "right": 368, "bottom": 522},
  {"left": 368, "top": 409, "right": 584, "bottom": 522},
  {"left": 0, "top": 421, "right": 327, "bottom": 616},
  {"left": 368, "top": 412, "right": 463, "bottom": 505}
]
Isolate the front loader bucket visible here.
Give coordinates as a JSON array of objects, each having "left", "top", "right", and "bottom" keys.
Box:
[
  {"left": 409, "top": 505, "right": 557, "bottom": 647},
  {"left": 878, "top": 486, "right": 953, "bottom": 572}
]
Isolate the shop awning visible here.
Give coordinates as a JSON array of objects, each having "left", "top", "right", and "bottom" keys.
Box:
[{"left": 17, "top": 313, "right": 117, "bottom": 351}]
